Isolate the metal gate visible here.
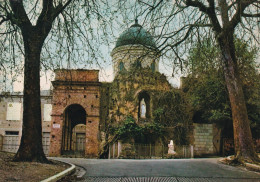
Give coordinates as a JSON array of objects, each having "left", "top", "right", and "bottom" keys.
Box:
[
  {"left": 1, "top": 133, "right": 50, "bottom": 155},
  {"left": 76, "top": 133, "right": 85, "bottom": 151},
  {"left": 2, "top": 135, "right": 20, "bottom": 153},
  {"left": 42, "top": 132, "right": 50, "bottom": 156}
]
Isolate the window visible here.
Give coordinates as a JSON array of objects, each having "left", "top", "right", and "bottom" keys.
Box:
[
  {"left": 151, "top": 61, "right": 155, "bottom": 72},
  {"left": 5, "top": 131, "right": 19, "bottom": 135},
  {"left": 135, "top": 60, "right": 141, "bottom": 69},
  {"left": 119, "top": 61, "right": 125, "bottom": 71},
  {"left": 43, "top": 104, "right": 52, "bottom": 121},
  {"left": 6, "top": 102, "right": 21, "bottom": 120}
]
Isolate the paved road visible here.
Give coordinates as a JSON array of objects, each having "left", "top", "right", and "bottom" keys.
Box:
[{"left": 52, "top": 158, "right": 260, "bottom": 181}]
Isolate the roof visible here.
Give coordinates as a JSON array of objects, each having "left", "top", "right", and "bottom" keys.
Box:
[{"left": 115, "top": 20, "right": 157, "bottom": 49}]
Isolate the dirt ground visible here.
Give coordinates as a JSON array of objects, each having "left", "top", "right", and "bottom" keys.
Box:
[{"left": 0, "top": 151, "right": 69, "bottom": 182}]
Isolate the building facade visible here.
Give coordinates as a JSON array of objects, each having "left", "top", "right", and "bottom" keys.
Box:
[{"left": 0, "top": 21, "right": 224, "bottom": 158}]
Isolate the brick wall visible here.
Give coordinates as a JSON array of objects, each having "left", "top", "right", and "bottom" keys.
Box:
[{"left": 49, "top": 69, "right": 101, "bottom": 158}]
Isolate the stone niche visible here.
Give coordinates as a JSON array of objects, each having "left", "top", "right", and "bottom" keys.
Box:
[
  {"left": 108, "top": 68, "right": 172, "bottom": 124},
  {"left": 49, "top": 69, "right": 101, "bottom": 158}
]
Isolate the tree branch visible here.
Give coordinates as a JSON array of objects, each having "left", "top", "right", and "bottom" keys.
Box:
[
  {"left": 0, "top": 15, "right": 9, "bottom": 25},
  {"left": 37, "top": 0, "right": 55, "bottom": 25},
  {"left": 9, "top": 0, "right": 31, "bottom": 28},
  {"left": 53, "top": 0, "right": 73, "bottom": 19},
  {"left": 242, "top": 13, "right": 260, "bottom": 17},
  {"left": 219, "top": 0, "right": 229, "bottom": 25},
  {"left": 185, "top": 0, "right": 222, "bottom": 33},
  {"left": 230, "top": 0, "right": 258, "bottom": 29}
]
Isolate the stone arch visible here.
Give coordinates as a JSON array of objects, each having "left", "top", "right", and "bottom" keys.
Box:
[{"left": 61, "top": 104, "right": 87, "bottom": 155}]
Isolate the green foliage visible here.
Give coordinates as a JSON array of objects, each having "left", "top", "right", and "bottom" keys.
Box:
[
  {"left": 152, "top": 91, "right": 192, "bottom": 145},
  {"left": 187, "top": 73, "right": 232, "bottom": 125},
  {"left": 112, "top": 115, "right": 164, "bottom": 142},
  {"left": 187, "top": 39, "right": 220, "bottom": 75},
  {"left": 153, "top": 90, "right": 192, "bottom": 127},
  {"left": 173, "top": 125, "right": 189, "bottom": 145},
  {"left": 114, "top": 116, "right": 142, "bottom": 139},
  {"left": 185, "top": 39, "right": 260, "bottom": 137}
]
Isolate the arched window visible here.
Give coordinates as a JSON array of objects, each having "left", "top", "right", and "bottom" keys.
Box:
[
  {"left": 135, "top": 60, "right": 142, "bottom": 69},
  {"left": 119, "top": 61, "right": 124, "bottom": 71},
  {"left": 151, "top": 61, "right": 155, "bottom": 72}
]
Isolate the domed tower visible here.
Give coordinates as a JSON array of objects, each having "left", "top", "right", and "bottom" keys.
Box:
[
  {"left": 111, "top": 20, "right": 159, "bottom": 75},
  {"left": 105, "top": 20, "right": 173, "bottom": 158},
  {"left": 108, "top": 20, "right": 171, "bottom": 124}
]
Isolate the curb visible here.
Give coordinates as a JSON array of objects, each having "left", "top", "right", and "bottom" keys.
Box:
[
  {"left": 219, "top": 158, "right": 260, "bottom": 172},
  {"left": 245, "top": 162, "right": 260, "bottom": 172},
  {"left": 41, "top": 162, "right": 76, "bottom": 182}
]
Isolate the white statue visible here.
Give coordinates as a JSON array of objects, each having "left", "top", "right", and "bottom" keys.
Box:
[
  {"left": 168, "top": 140, "right": 177, "bottom": 155},
  {"left": 140, "top": 98, "right": 146, "bottom": 118}
]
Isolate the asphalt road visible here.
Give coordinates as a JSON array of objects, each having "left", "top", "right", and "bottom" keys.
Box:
[{"left": 53, "top": 158, "right": 260, "bottom": 181}]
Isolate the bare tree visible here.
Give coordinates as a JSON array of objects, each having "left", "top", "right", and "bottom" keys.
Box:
[
  {"left": 124, "top": 0, "right": 259, "bottom": 163},
  {"left": 0, "top": 0, "right": 114, "bottom": 162}
]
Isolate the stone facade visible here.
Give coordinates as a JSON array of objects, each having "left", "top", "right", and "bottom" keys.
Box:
[
  {"left": 0, "top": 91, "right": 52, "bottom": 154},
  {"left": 111, "top": 45, "right": 159, "bottom": 75},
  {"left": 193, "top": 123, "right": 221, "bottom": 156},
  {"left": 108, "top": 69, "right": 172, "bottom": 124}
]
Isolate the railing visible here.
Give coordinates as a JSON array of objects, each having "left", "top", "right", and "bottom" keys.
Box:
[
  {"left": 109, "top": 142, "right": 194, "bottom": 159},
  {"left": 0, "top": 135, "right": 50, "bottom": 156}
]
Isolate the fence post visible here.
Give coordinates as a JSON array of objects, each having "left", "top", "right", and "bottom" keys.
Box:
[
  {"left": 118, "top": 141, "right": 122, "bottom": 158},
  {"left": 108, "top": 144, "right": 111, "bottom": 159},
  {"left": 191, "top": 145, "right": 194, "bottom": 158},
  {"left": 113, "top": 143, "right": 115, "bottom": 159},
  {"left": 149, "top": 144, "right": 151, "bottom": 158},
  {"left": 0, "top": 135, "right": 2, "bottom": 151},
  {"left": 162, "top": 144, "right": 163, "bottom": 159}
]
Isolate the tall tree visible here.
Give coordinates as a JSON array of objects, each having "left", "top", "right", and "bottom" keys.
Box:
[
  {"left": 128, "top": 0, "right": 259, "bottom": 163},
  {"left": 185, "top": 39, "right": 259, "bottom": 139},
  {"left": 0, "top": 0, "right": 113, "bottom": 162}
]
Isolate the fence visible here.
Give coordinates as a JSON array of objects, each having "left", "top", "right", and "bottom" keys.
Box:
[
  {"left": 0, "top": 133, "right": 50, "bottom": 156},
  {"left": 109, "top": 142, "right": 194, "bottom": 159}
]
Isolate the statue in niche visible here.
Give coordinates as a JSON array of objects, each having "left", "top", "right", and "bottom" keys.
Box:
[{"left": 140, "top": 98, "right": 146, "bottom": 118}]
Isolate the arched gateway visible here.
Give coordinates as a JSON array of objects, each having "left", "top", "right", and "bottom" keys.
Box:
[
  {"left": 62, "top": 104, "right": 86, "bottom": 156},
  {"left": 49, "top": 69, "right": 101, "bottom": 158}
]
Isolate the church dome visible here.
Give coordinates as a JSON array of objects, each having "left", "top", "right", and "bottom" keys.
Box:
[{"left": 115, "top": 20, "right": 156, "bottom": 49}]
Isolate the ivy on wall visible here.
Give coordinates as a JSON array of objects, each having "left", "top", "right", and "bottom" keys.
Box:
[{"left": 110, "top": 115, "right": 164, "bottom": 143}]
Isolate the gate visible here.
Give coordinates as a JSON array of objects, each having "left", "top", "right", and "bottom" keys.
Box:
[
  {"left": 1, "top": 133, "right": 50, "bottom": 155},
  {"left": 42, "top": 132, "right": 50, "bottom": 156},
  {"left": 76, "top": 133, "right": 85, "bottom": 151},
  {"left": 2, "top": 135, "right": 20, "bottom": 153}
]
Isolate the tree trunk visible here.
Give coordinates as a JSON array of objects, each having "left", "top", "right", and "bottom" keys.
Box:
[
  {"left": 218, "top": 32, "right": 259, "bottom": 163},
  {"left": 14, "top": 29, "right": 48, "bottom": 163}
]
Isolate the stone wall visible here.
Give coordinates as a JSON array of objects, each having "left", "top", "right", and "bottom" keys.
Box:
[{"left": 193, "top": 123, "right": 215, "bottom": 156}]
